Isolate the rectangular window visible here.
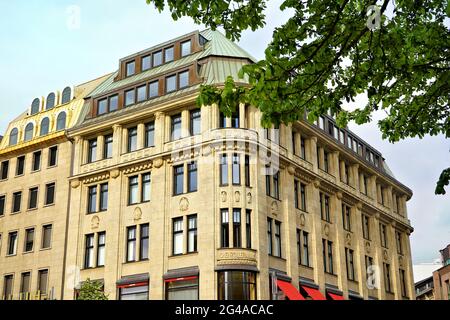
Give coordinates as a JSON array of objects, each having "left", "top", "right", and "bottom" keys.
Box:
[
  {"left": 45, "top": 183, "right": 55, "bottom": 206},
  {"left": 48, "top": 146, "right": 58, "bottom": 167},
  {"left": 219, "top": 112, "right": 226, "bottom": 128},
  {"left": 274, "top": 221, "right": 282, "bottom": 258},
  {"left": 273, "top": 171, "right": 280, "bottom": 199},
  {"left": 97, "top": 232, "right": 106, "bottom": 267},
  {"left": 140, "top": 224, "right": 149, "bottom": 260},
  {"left": 320, "top": 193, "right": 331, "bottom": 222},
  {"left": 42, "top": 224, "right": 52, "bottom": 249},
  {"left": 232, "top": 154, "right": 240, "bottom": 185},
  {"left": 181, "top": 40, "right": 191, "bottom": 57},
  {"left": 98, "top": 98, "right": 107, "bottom": 115},
  {"left": 88, "top": 139, "right": 97, "bottom": 163},
  {"left": 342, "top": 204, "right": 351, "bottom": 231},
  {"left": 84, "top": 234, "right": 94, "bottom": 268},
  {"left": 380, "top": 223, "right": 388, "bottom": 248},
  {"left": 346, "top": 248, "right": 356, "bottom": 281},
  {"left": 400, "top": 269, "right": 407, "bottom": 297},
  {"left": 20, "top": 272, "right": 31, "bottom": 296},
  {"left": 1, "top": 160, "right": 9, "bottom": 180},
  {"left": 173, "top": 165, "right": 184, "bottom": 196},
  {"left": 126, "top": 61, "right": 135, "bottom": 77},
  {"left": 153, "top": 51, "right": 162, "bottom": 67},
  {"left": 231, "top": 111, "right": 240, "bottom": 128},
  {"left": 319, "top": 116, "right": 325, "bottom": 129},
  {"left": 126, "top": 226, "right": 137, "bottom": 262},
  {"left": 384, "top": 263, "right": 392, "bottom": 292},
  {"left": 141, "top": 173, "right": 151, "bottom": 203},
  {"left": 324, "top": 151, "right": 329, "bottom": 173},
  {"left": 173, "top": 218, "right": 184, "bottom": 255},
  {"left": 179, "top": 71, "right": 189, "bottom": 89},
  {"left": 166, "top": 278, "right": 199, "bottom": 300},
  {"left": 3, "top": 275, "right": 14, "bottom": 299},
  {"left": 267, "top": 218, "right": 273, "bottom": 255},
  {"left": 8, "top": 231, "right": 18, "bottom": 255},
  {"left": 323, "top": 239, "right": 334, "bottom": 274},
  {"left": 246, "top": 210, "right": 252, "bottom": 249},
  {"left": 142, "top": 55, "right": 151, "bottom": 71},
  {"left": 166, "top": 75, "right": 177, "bottom": 93},
  {"left": 24, "top": 228, "right": 34, "bottom": 252},
  {"left": 125, "top": 89, "right": 135, "bottom": 106},
  {"left": 28, "top": 187, "right": 38, "bottom": 210},
  {"left": 220, "top": 154, "right": 228, "bottom": 186},
  {"left": 38, "top": 269, "right": 49, "bottom": 295},
  {"left": 233, "top": 209, "right": 241, "bottom": 248},
  {"left": 12, "top": 191, "right": 22, "bottom": 213},
  {"left": 396, "top": 231, "right": 403, "bottom": 255},
  {"left": 0, "top": 195, "right": 5, "bottom": 216},
  {"left": 165, "top": 46, "right": 174, "bottom": 62},
  {"left": 190, "top": 109, "right": 201, "bottom": 136},
  {"left": 145, "top": 122, "right": 155, "bottom": 148},
  {"left": 109, "top": 95, "right": 119, "bottom": 112},
  {"left": 265, "top": 166, "right": 271, "bottom": 197},
  {"left": 88, "top": 186, "right": 97, "bottom": 213},
  {"left": 221, "top": 209, "right": 229, "bottom": 248},
  {"left": 365, "top": 256, "right": 374, "bottom": 281},
  {"left": 187, "top": 215, "right": 197, "bottom": 253},
  {"left": 128, "top": 127, "right": 138, "bottom": 153},
  {"left": 302, "top": 231, "right": 310, "bottom": 267},
  {"left": 187, "top": 162, "right": 198, "bottom": 193},
  {"left": 149, "top": 81, "right": 159, "bottom": 98},
  {"left": 300, "top": 137, "right": 306, "bottom": 160},
  {"left": 294, "top": 180, "right": 299, "bottom": 209},
  {"left": 104, "top": 135, "right": 113, "bottom": 159},
  {"left": 292, "top": 131, "right": 297, "bottom": 155},
  {"left": 300, "top": 183, "right": 307, "bottom": 211},
  {"left": 171, "top": 114, "right": 182, "bottom": 140},
  {"left": 32, "top": 151, "right": 41, "bottom": 171},
  {"left": 16, "top": 155, "right": 25, "bottom": 176},
  {"left": 137, "top": 85, "right": 147, "bottom": 103},
  {"left": 128, "top": 176, "right": 139, "bottom": 205},
  {"left": 245, "top": 155, "right": 250, "bottom": 187},
  {"left": 362, "top": 214, "right": 370, "bottom": 240},
  {"left": 99, "top": 183, "right": 108, "bottom": 211}
]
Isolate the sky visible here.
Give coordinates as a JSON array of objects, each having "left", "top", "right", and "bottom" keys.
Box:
[{"left": 0, "top": 1, "right": 448, "bottom": 268}]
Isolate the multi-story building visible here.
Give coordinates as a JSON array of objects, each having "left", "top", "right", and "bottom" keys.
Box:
[
  {"left": 0, "top": 76, "right": 109, "bottom": 300},
  {"left": 415, "top": 276, "right": 435, "bottom": 300},
  {"left": 61, "top": 29, "right": 415, "bottom": 300},
  {"left": 432, "top": 244, "right": 450, "bottom": 300}
]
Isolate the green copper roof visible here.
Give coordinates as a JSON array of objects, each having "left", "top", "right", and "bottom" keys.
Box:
[{"left": 87, "top": 30, "right": 255, "bottom": 98}]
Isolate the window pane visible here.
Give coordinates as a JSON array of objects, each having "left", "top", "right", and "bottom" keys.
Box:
[
  {"left": 129, "top": 176, "right": 139, "bottom": 205},
  {"left": 190, "top": 109, "right": 201, "bottom": 135},
  {"left": 29, "top": 188, "right": 38, "bottom": 209},
  {"left": 104, "top": 135, "right": 113, "bottom": 159},
  {"left": 181, "top": 40, "right": 191, "bottom": 57},
  {"left": 153, "top": 51, "right": 162, "bottom": 67},
  {"left": 232, "top": 154, "right": 240, "bottom": 185},
  {"left": 137, "top": 85, "right": 147, "bottom": 102},
  {"left": 98, "top": 99, "right": 107, "bottom": 115},
  {"left": 109, "top": 95, "right": 118, "bottom": 112},
  {"left": 125, "top": 89, "right": 135, "bottom": 106},
  {"left": 179, "top": 71, "right": 189, "bottom": 89},
  {"left": 88, "top": 139, "right": 97, "bottom": 163},
  {"left": 126, "top": 61, "right": 135, "bottom": 77},
  {"left": 42, "top": 225, "right": 52, "bottom": 249},
  {"left": 100, "top": 183, "right": 108, "bottom": 211},
  {"left": 166, "top": 75, "right": 177, "bottom": 93},
  {"left": 38, "top": 270, "right": 48, "bottom": 294},
  {"left": 45, "top": 183, "right": 55, "bottom": 205},
  {"left": 88, "top": 186, "right": 97, "bottom": 213},
  {"left": 188, "top": 162, "right": 197, "bottom": 192},
  {"left": 220, "top": 155, "right": 228, "bottom": 185},
  {"left": 142, "top": 174, "right": 151, "bottom": 202},
  {"left": 142, "top": 55, "right": 151, "bottom": 71},
  {"left": 32, "top": 151, "right": 41, "bottom": 171},
  {"left": 171, "top": 114, "right": 182, "bottom": 140},
  {"left": 128, "top": 127, "right": 138, "bottom": 152},
  {"left": 149, "top": 81, "right": 159, "bottom": 98},
  {"left": 127, "top": 227, "right": 136, "bottom": 262},
  {"left": 145, "top": 122, "right": 155, "bottom": 148},
  {"left": 165, "top": 47, "right": 174, "bottom": 62},
  {"left": 173, "top": 165, "right": 184, "bottom": 195}
]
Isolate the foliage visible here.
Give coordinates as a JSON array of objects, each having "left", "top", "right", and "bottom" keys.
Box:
[
  {"left": 77, "top": 279, "right": 108, "bottom": 301},
  {"left": 147, "top": 0, "right": 450, "bottom": 194}
]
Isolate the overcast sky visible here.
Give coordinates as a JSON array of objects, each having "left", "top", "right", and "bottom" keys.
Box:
[{"left": 0, "top": 0, "right": 448, "bottom": 266}]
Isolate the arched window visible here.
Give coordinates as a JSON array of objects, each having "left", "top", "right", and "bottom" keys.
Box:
[
  {"left": 40, "top": 117, "right": 50, "bottom": 136},
  {"left": 9, "top": 128, "right": 19, "bottom": 146},
  {"left": 31, "top": 98, "right": 40, "bottom": 115},
  {"left": 24, "top": 123, "right": 34, "bottom": 142},
  {"left": 61, "top": 87, "right": 72, "bottom": 104},
  {"left": 56, "top": 112, "right": 67, "bottom": 131},
  {"left": 46, "top": 93, "right": 56, "bottom": 110}
]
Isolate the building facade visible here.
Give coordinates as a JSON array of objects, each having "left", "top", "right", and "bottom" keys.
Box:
[
  {"left": 432, "top": 244, "right": 450, "bottom": 300},
  {"left": 1, "top": 30, "right": 415, "bottom": 300},
  {"left": 0, "top": 76, "right": 109, "bottom": 300}
]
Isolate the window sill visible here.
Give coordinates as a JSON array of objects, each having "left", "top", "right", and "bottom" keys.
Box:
[
  {"left": 11, "top": 211, "right": 21, "bottom": 215},
  {"left": 296, "top": 208, "right": 308, "bottom": 214},
  {"left": 298, "top": 264, "right": 313, "bottom": 270},
  {"left": 47, "top": 165, "right": 58, "bottom": 169},
  {"left": 43, "top": 203, "right": 55, "bottom": 208},
  {"left": 15, "top": 174, "right": 25, "bottom": 178},
  {"left": 268, "top": 254, "right": 286, "bottom": 261},
  {"left": 6, "top": 254, "right": 18, "bottom": 258},
  {"left": 40, "top": 247, "right": 52, "bottom": 252},
  {"left": 27, "top": 208, "right": 38, "bottom": 212},
  {"left": 31, "top": 169, "right": 41, "bottom": 174},
  {"left": 325, "top": 272, "right": 338, "bottom": 277},
  {"left": 81, "top": 266, "right": 105, "bottom": 271},
  {"left": 23, "top": 251, "right": 34, "bottom": 255},
  {"left": 169, "top": 252, "right": 199, "bottom": 259}
]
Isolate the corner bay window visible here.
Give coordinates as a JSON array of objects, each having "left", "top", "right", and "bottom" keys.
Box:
[{"left": 218, "top": 271, "right": 256, "bottom": 300}]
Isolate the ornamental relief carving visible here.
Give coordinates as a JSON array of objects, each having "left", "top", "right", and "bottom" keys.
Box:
[
  {"left": 217, "top": 249, "right": 257, "bottom": 266},
  {"left": 221, "top": 191, "right": 227, "bottom": 203},
  {"left": 133, "top": 207, "right": 143, "bottom": 221},
  {"left": 323, "top": 224, "right": 330, "bottom": 237},
  {"left": 247, "top": 193, "right": 252, "bottom": 205},
  {"left": 123, "top": 162, "right": 152, "bottom": 175},
  {"left": 299, "top": 213, "right": 306, "bottom": 227},
  {"left": 234, "top": 191, "right": 240, "bottom": 203},
  {"left": 383, "top": 250, "right": 389, "bottom": 261},
  {"left": 271, "top": 201, "right": 279, "bottom": 216},
  {"left": 91, "top": 216, "right": 100, "bottom": 229},
  {"left": 179, "top": 197, "right": 190, "bottom": 212},
  {"left": 345, "top": 233, "right": 352, "bottom": 246},
  {"left": 83, "top": 173, "right": 110, "bottom": 185},
  {"left": 71, "top": 179, "right": 80, "bottom": 189},
  {"left": 365, "top": 241, "right": 371, "bottom": 254}
]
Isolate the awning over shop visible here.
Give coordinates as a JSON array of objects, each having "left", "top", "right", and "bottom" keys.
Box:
[
  {"left": 327, "top": 292, "right": 345, "bottom": 300},
  {"left": 277, "top": 280, "right": 305, "bottom": 300},
  {"left": 116, "top": 273, "right": 149, "bottom": 289},
  {"left": 301, "top": 285, "right": 326, "bottom": 300}
]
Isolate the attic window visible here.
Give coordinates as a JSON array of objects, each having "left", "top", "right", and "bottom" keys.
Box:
[
  {"left": 153, "top": 51, "right": 163, "bottom": 67},
  {"left": 126, "top": 61, "right": 136, "bottom": 77},
  {"left": 31, "top": 98, "right": 40, "bottom": 115},
  {"left": 181, "top": 40, "right": 191, "bottom": 57},
  {"left": 165, "top": 47, "right": 174, "bottom": 63},
  {"left": 46, "top": 93, "right": 56, "bottom": 110},
  {"left": 142, "top": 55, "right": 151, "bottom": 71}
]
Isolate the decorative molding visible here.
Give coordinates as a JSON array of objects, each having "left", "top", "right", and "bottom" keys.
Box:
[
  {"left": 179, "top": 197, "right": 190, "bottom": 212},
  {"left": 356, "top": 202, "right": 363, "bottom": 210},
  {"left": 299, "top": 213, "right": 306, "bottom": 227},
  {"left": 313, "top": 179, "right": 321, "bottom": 188},
  {"left": 336, "top": 191, "right": 343, "bottom": 200},
  {"left": 123, "top": 162, "right": 152, "bottom": 175},
  {"left": 221, "top": 191, "right": 227, "bottom": 203},
  {"left": 247, "top": 192, "right": 252, "bottom": 205},
  {"left": 365, "top": 241, "right": 371, "bottom": 254},
  {"left": 383, "top": 250, "right": 389, "bottom": 261},
  {"left": 110, "top": 169, "right": 120, "bottom": 179},
  {"left": 91, "top": 216, "right": 100, "bottom": 229},
  {"left": 133, "top": 207, "right": 143, "bottom": 221},
  {"left": 71, "top": 179, "right": 80, "bottom": 189},
  {"left": 217, "top": 249, "right": 257, "bottom": 266},
  {"left": 287, "top": 165, "right": 295, "bottom": 176},
  {"left": 271, "top": 201, "right": 279, "bottom": 216},
  {"left": 83, "top": 173, "right": 110, "bottom": 185},
  {"left": 345, "top": 233, "right": 352, "bottom": 246},
  {"left": 323, "top": 224, "right": 330, "bottom": 237}
]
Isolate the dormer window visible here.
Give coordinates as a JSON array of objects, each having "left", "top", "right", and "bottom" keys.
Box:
[
  {"left": 181, "top": 40, "right": 191, "bottom": 57},
  {"left": 137, "top": 85, "right": 147, "bottom": 103},
  {"left": 165, "top": 47, "right": 174, "bottom": 63},
  {"left": 24, "top": 123, "right": 34, "bottom": 142},
  {"left": 126, "top": 61, "right": 136, "bottom": 77},
  {"left": 179, "top": 71, "right": 189, "bottom": 89},
  {"left": 109, "top": 95, "right": 118, "bottom": 111},
  {"left": 142, "top": 55, "right": 151, "bottom": 71},
  {"left": 46, "top": 93, "right": 56, "bottom": 110},
  {"left": 9, "top": 128, "right": 18, "bottom": 146},
  {"left": 153, "top": 51, "right": 163, "bottom": 67},
  {"left": 40, "top": 118, "right": 50, "bottom": 136},
  {"left": 166, "top": 75, "right": 177, "bottom": 93},
  {"left": 98, "top": 98, "right": 108, "bottom": 115},
  {"left": 31, "top": 98, "right": 40, "bottom": 115}
]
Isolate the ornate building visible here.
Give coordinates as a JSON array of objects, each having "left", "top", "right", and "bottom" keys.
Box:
[
  {"left": 0, "top": 76, "right": 109, "bottom": 300},
  {"left": 1, "top": 30, "right": 414, "bottom": 300}
]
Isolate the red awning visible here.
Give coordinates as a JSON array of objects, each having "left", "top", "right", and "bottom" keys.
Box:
[
  {"left": 117, "top": 281, "right": 148, "bottom": 289},
  {"left": 301, "top": 285, "right": 326, "bottom": 300},
  {"left": 164, "top": 276, "right": 199, "bottom": 283},
  {"left": 277, "top": 280, "right": 305, "bottom": 300},
  {"left": 328, "top": 292, "right": 345, "bottom": 300}
]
